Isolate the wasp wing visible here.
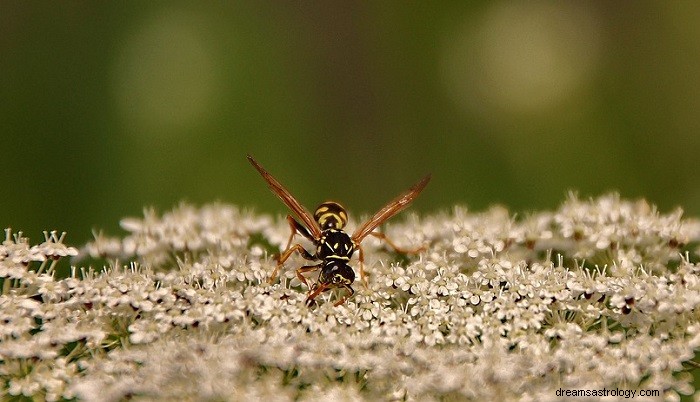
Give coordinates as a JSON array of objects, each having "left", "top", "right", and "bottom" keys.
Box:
[
  {"left": 352, "top": 174, "right": 431, "bottom": 243},
  {"left": 247, "top": 155, "right": 322, "bottom": 239}
]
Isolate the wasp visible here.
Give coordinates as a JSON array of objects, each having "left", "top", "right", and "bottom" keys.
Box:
[{"left": 247, "top": 155, "right": 430, "bottom": 306}]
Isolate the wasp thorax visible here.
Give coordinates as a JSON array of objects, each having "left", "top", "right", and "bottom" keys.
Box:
[{"left": 314, "top": 201, "right": 348, "bottom": 230}]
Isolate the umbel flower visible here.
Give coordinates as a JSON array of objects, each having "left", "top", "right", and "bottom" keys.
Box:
[{"left": 2, "top": 194, "right": 700, "bottom": 401}]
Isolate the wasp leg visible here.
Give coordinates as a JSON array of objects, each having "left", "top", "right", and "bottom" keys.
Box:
[
  {"left": 284, "top": 215, "right": 315, "bottom": 251},
  {"left": 357, "top": 244, "right": 368, "bottom": 286},
  {"left": 269, "top": 244, "right": 316, "bottom": 284},
  {"left": 369, "top": 231, "right": 425, "bottom": 254},
  {"left": 355, "top": 233, "right": 424, "bottom": 286},
  {"left": 333, "top": 284, "right": 355, "bottom": 307},
  {"left": 296, "top": 264, "right": 321, "bottom": 289},
  {"left": 305, "top": 283, "right": 328, "bottom": 306}
]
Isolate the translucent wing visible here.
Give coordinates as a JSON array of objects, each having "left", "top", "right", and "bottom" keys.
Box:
[
  {"left": 352, "top": 174, "right": 431, "bottom": 243},
  {"left": 247, "top": 155, "right": 322, "bottom": 239}
]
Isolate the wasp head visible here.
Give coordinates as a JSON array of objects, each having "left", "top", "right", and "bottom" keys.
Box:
[
  {"left": 306, "top": 260, "right": 356, "bottom": 307},
  {"left": 318, "top": 260, "right": 355, "bottom": 287}
]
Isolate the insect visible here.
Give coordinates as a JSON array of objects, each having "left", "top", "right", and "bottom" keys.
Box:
[{"left": 247, "top": 155, "right": 430, "bottom": 306}]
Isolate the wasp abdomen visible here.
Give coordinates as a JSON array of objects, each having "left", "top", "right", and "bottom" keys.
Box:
[{"left": 314, "top": 202, "right": 348, "bottom": 230}]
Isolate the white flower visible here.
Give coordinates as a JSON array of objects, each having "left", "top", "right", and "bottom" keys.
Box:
[
  {"left": 3, "top": 195, "right": 700, "bottom": 400},
  {"left": 37, "top": 231, "right": 78, "bottom": 259}
]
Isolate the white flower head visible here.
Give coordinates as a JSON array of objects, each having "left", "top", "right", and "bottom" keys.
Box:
[{"left": 3, "top": 195, "right": 700, "bottom": 400}]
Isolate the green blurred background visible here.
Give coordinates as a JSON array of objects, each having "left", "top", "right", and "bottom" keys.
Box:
[{"left": 2, "top": 2, "right": 700, "bottom": 246}]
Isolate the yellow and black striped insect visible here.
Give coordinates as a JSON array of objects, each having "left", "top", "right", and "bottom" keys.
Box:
[{"left": 247, "top": 155, "right": 430, "bottom": 306}]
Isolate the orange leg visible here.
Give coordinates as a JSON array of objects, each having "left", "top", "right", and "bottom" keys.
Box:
[
  {"left": 333, "top": 285, "right": 355, "bottom": 306},
  {"left": 305, "top": 283, "right": 328, "bottom": 306},
  {"left": 369, "top": 231, "right": 425, "bottom": 254},
  {"left": 296, "top": 264, "right": 321, "bottom": 289},
  {"left": 357, "top": 244, "right": 368, "bottom": 286},
  {"left": 269, "top": 215, "right": 317, "bottom": 284},
  {"left": 269, "top": 244, "right": 315, "bottom": 284},
  {"left": 283, "top": 215, "right": 315, "bottom": 250},
  {"left": 305, "top": 284, "right": 354, "bottom": 307},
  {"left": 355, "top": 233, "right": 424, "bottom": 286},
  {"left": 283, "top": 216, "right": 297, "bottom": 251}
]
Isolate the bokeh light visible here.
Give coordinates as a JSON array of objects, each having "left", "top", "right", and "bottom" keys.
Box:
[
  {"left": 2, "top": 1, "right": 699, "bottom": 246},
  {"left": 112, "top": 7, "right": 224, "bottom": 136},
  {"left": 441, "top": 2, "right": 602, "bottom": 117}
]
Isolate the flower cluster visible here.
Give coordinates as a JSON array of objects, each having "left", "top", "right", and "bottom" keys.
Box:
[{"left": 2, "top": 195, "right": 700, "bottom": 401}]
